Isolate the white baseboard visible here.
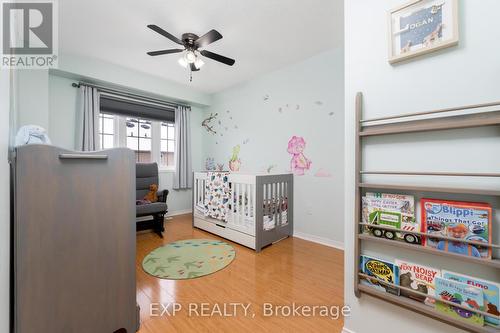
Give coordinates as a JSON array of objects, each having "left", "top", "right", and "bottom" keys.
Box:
[
  {"left": 342, "top": 327, "right": 356, "bottom": 333},
  {"left": 293, "top": 231, "right": 344, "bottom": 250},
  {"left": 167, "top": 209, "right": 192, "bottom": 217}
]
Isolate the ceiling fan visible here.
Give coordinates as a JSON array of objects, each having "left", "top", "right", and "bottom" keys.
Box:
[{"left": 146, "top": 25, "right": 235, "bottom": 77}]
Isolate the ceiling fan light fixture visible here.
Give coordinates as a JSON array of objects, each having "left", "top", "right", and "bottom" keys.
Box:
[
  {"left": 184, "top": 50, "right": 196, "bottom": 63},
  {"left": 178, "top": 57, "right": 188, "bottom": 68},
  {"left": 194, "top": 57, "right": 205, "bottom": 69}
]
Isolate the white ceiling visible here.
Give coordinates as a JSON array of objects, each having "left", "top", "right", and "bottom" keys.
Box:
[{"left": 59, "top": 0, "right": 343, "bottom": 94}]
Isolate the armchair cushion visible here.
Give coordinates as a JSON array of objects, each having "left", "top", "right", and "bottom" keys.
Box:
[{"left": 136, "top": 202, "right": 168, "bottom": 217}]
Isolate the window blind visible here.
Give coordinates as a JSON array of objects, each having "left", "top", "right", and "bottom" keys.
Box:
[{"left": 100, "top": 95, "right": 175, "bottom": 122}]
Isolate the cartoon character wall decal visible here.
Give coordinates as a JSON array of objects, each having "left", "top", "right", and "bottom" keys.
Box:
[
  {"left": 287, "top": 136, "right": 312, "bottom": 176},
  {"left": 229, "top": 145, "right": 241, "bottom": 172}
]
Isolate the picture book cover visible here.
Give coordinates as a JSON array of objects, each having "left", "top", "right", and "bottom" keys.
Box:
[
  {"left": 360, "top": 255, "right": 400, "bottom": 295},
  {"left": 435, "top": 276, "right": 484, "bottom": 326},
  {"left": 395, "top": 260, "right": 440, "bottom": 307},
  {"left": 362, "top": 193, "right": 420, "bottom": 244},
  {"left": 443, "top": 270, "right": 499, "bottom": 327},
  {"left": 421, "top": 198, "right": 492, "bottom": 259}
]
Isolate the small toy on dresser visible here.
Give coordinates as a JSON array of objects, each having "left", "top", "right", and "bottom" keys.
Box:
[
  {"left": 360, "top": 255, "right": 399, "bottom": 295},
  {"left": 396, "top": 260, "right": 440, "bottom": 307},
  {"left": 362, "top": 193, "right": 420, "bottom": 244},
  {"left": 435, "top": 277, "right": 484, "bottom": 327},
  {"left": 421, "top": 199, "right": 492, "bottom": 259}
]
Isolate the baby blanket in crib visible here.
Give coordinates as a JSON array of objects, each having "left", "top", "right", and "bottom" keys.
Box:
[{"left": 204, "top": 172, "right": 231, "bottom": 221}]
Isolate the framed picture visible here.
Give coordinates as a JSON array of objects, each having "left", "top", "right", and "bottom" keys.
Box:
[{"left": 388, "top": 0, "right": 459, "bottom": 64}]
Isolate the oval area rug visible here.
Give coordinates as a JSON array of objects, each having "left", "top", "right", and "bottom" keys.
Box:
[{"left": 142, "top": 239, "right": 236, "bottom": 279}]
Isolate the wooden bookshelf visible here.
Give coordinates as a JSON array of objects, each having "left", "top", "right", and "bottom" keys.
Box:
[
  {"left": 354, "top": 92, "right": 500, "bottom": 333},
  {"left": 358, "top": 234, "right": 500, "bottom": 269},
  {"left": 358, "top": 285, "right": 499, "bottom": 333}
]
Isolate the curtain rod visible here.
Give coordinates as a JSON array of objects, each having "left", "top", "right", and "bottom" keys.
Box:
[{"left": 71, "top": 81, "right": 190, "bottom": 109}]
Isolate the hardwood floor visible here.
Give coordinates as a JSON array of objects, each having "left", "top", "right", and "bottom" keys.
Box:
[{"left": 136, "top": 214, "right": 345, "bottom": 333}]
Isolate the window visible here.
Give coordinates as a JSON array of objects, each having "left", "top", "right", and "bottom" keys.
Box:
[
  {"left": 126, "top": 117, "right": 152, "bottom": 163},
  {"left": 98, "top": 113, "right": 176, "bottom": 169},
  {"left": 98, "top": 113, "right": 115, "bottom": 149},
  {"left": 160, "top": 122, "right": 175, "bottom": 168}
]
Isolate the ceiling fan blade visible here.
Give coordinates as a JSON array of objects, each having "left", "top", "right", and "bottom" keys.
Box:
[
  {"left": 147, "top": 49, "right": 184, "bottom": 56},
  {"left": 195, "top": 29, "right": 223, "bottom": 48},
  {"left": 200, "top": 50, "right": 235, "bottom": 66},
  {"left": 190, "top": 63, "right": 200, "bottom": 72},
  {"left": 147, "top": 24, "right": 183, "bottom": 45}
]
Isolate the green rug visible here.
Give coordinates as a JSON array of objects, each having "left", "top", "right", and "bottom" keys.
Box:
[{"left": 142, "top": 239, "right": 236, "bottom": 279}]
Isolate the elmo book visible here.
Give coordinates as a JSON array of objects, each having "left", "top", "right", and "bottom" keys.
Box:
[{"left": 443, "top": 271, "right": 499, "bottom": 327}]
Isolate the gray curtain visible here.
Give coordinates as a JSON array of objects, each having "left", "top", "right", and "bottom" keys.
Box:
[
  {"left": 76, "top": 86, "right": 100, "bottom": 151},
  {"left": 173, "top": 105, "right": 192, "bottom": 189}
]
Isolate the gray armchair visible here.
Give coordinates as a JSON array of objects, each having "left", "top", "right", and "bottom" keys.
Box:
[{"left": 136, "top": 163, "right": 168, "bottom": 237}]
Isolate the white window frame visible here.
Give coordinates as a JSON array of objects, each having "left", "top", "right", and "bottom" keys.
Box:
[{"left": 98, "top": 113, "right": 176, "bottom": 171}]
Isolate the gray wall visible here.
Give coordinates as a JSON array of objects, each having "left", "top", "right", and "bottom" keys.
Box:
[
  {"left": 202, "top": 48, "right": 345, "bottom": 247},
  {"left": 344, "top": 1, "right": 500, "bottom": 332}
]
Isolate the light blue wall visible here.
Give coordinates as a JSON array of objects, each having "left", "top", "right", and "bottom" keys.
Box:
[
  {"left": 0, "top": 69, "right": 11, "bottom": 333},
  {"left": 202, "top": 48, "right": 345, "bottom": 246},
  {"left": 40, "top": 54, "right": 212, "bottom": 215},
  {"left": 345, "top": 1, "right": 500, "bottom": 333}
]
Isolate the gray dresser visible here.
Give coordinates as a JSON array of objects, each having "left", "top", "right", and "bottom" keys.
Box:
[{"left": 13, "top": 145, "right": 138, "bottom": 333}]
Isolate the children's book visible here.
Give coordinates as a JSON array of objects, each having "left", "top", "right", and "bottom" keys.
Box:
[
  {"left": 362, "top": 193, "right": 419, "bottom": 243},
  {"left": 360, "top": 255, "right": 399, "bottom": 295},
  {"left": 443, "top": 271, "right": 499, "bottom": 327},
  {"left": 421, "top": 198, "right": 492, "bottom": 259},
  {"left": 435, "top": 277, "right": 484, "bottom": 327},
  {"left": 395, "top": 260, "right": 440, "bottom": 307}
]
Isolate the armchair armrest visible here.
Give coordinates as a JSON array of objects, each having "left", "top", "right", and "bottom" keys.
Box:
[{"left": 157, "top": 189, "right": 169, "bottom": 203}]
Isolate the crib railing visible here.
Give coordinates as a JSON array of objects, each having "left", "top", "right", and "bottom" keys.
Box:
[
  {"left": 227, "top": 173, "right": 256, "bottom": 228},
  {"left": 256, "top": 174, "right": 294, "bottom": 251}
]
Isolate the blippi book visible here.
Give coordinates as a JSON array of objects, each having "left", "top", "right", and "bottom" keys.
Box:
[{"left": 421, "top": 198, "right": 492, "bottom": 259}]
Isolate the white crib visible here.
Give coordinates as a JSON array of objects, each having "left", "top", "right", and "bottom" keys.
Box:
[{"left": 193, "top": 172, "right": 294, "bottom": 252}]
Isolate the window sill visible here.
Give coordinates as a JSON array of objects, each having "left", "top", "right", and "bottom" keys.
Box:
[{"left": 159, "top": 168, "right": 175, "bottom": 174}]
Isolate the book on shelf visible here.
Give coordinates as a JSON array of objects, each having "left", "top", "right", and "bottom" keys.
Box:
[
  {"left": 361, "top": 193, "right": 420, "bottom": 244},
  {"left": 421, "top": 198, "right": 492, "bottom": 259},
  {"left": 435, "top": 276, "right": 484, "bottom": 327},
  {"left": 443, "top": 270, "right": 499, "bottom": 327},
  {"left": 395, "top": 260, "right": 440, "bottom": 307},
  {"left": 360, "top": 255, "right": 399, "bottom": 295}
]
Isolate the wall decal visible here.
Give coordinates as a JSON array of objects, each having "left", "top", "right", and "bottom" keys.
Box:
[
  {"left": 329, "top": 112, "right": 334, "bottom": 116},
  {"left": 243, "top": 138, "right": 250, "bottom": 145},
  {"left": 226, "top": 110, "right": 230, "bottom": 113},
  {"left": 263, "top": 94, "right": 269, "bottom": 101},
  {"left": 314, "top": 168, "right": 332, "bottom": 178},
  {"left": 202, "top": 113, "right": 218, "bottom": 135},
  {"left": 218, "top": 120, "right": 222, "bottom": 125},
  {"left": 315, "top": 101, "right": 323, "bottom": 106},
  {"left": 228, "top": 145, "right": 242, "bottom": 172},
  {"left": 216, "top": 163, "right": 224, "bottom": 171},
  {"left": 278, "top": 107, "right": 283, "bottom": 113},
  {"left": 287, "top": 136, "right": 312, "bottom": 176},
  {"left": 296, "top": 104, "right": 300, "bottom": 110},
  {"left": 234, "top": 125, "right": 238, "bottom": 129},
  {"left": 205, "top": 158, "right": 216, "bottom": 171},
  {"left": 267, "top": 165, "right": 277, "bottom": 174}
]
